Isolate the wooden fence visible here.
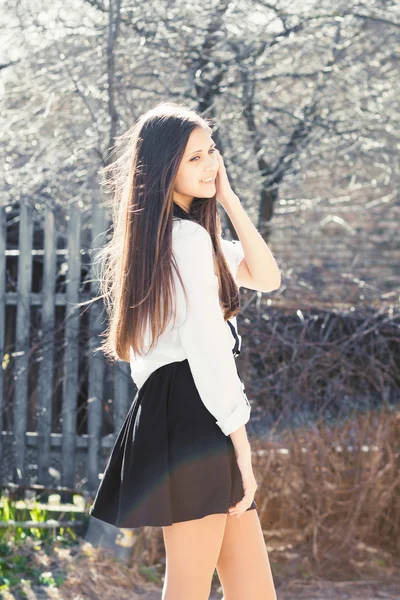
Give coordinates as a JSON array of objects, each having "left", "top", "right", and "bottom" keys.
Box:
[{"left": 0, "top": 200, "right": 136, "bottom": 499}]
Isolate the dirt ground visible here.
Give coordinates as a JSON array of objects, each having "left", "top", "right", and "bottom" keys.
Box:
[
  {"left": 8, "top": 578, "right": 400, "bottom": 599},
  {"left": 273, "top": 578, "right": 400, "bottom": 600},
  {"left": 3, "top": 537, "right": 399, "bottom": 600},
  {"left": 154, "top": 578, "right": 400, "bottom": 599}
]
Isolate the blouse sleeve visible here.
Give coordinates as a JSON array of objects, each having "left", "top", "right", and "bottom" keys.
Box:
[
  {"left": 219, "top": 236, "right": 245, "bottom": 286},
  {"left": 173, "top": 223, "right": 250, "bottom": 436}
]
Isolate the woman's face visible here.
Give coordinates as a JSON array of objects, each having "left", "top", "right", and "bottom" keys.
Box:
[{"left": 173, "top": 127, "right": 218, "bottom": 210}]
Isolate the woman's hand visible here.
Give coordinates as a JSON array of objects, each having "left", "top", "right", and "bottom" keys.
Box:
[
  {"left": 228, "top": 452, "right": 258, "bottom": 518},
  {"left": 214, "top": 149, "right": 238, "bottom": 208}
]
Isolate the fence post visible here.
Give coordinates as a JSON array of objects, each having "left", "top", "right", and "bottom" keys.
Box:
[
  {"left": 87, "top": 199, "right": 108, "bottom": 493},
  {"left": 0, "top": 207, "right": 6, "bottom": 465},
  {"left": 37, "top": 205, "right": 57, "bottom": 493},
  {"left": 61, "top": 201, "right": 82, "bottom": 502},
  {"left": 13, "top": 201, "right": 34, "bottom": 492},
  {"left": 113, "top": 361, "right": 134, "bottom": 432}
]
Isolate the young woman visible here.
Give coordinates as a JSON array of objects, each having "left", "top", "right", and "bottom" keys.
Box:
[{"left": 89, "top": 102, "right": 280, "bottom": 599}]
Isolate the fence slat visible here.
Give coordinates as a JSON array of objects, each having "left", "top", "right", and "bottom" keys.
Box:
[
  {"left": 0, "top": 207, "right": 6, "bottom": 464},
  {"left": 5, "top": 291, "right": 90, "bottom": 306},
  {"left": 61, "top": 202, "right": 82, "bottom": 495},
  {"left": 113, "top": 361, "right": 133, "bottom": 432},
  {"left": 2, "top": 430, "right": 127, "bottom": 449},
  {"left": 37, "top": 206, "right": 57, "bottom": 487},
  {"left": 13, "top": 201, "right": 34, "bottom": 486},
  {"left": 87, "top": 200, "right": 108, "bottom": 492}
]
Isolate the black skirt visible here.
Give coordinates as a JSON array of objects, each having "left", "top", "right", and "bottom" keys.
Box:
[{"left": 89, "top": 357, "right": 257, "bottom": 529}]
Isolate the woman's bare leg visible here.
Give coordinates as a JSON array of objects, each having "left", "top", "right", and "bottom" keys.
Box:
[
  {"left": 161, "top": 512, "right": 227, "bottom": 600},
  {"left": 216, "top": 509, "right": 277, "bottom": 600}
]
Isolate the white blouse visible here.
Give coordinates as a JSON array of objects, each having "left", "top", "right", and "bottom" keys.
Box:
[{"left": 129, "top": 218, "right": 250, "bottom": 436}]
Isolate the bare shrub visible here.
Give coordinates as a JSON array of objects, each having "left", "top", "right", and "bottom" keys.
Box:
[{"left": 252, "top": 407, "right": 400, "bottom": 578}]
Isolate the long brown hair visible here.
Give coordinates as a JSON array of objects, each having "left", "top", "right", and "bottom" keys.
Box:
[{"left": 95, "top": 101, "right": 241, "bottom": 362}]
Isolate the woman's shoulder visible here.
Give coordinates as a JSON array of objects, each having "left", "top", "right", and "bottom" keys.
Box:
[
  {"left": 172, "top": 219, "right": 213, "bottom": 269},
  {"left": 172, "top": 218, "right": 210, "bottom": 243}
]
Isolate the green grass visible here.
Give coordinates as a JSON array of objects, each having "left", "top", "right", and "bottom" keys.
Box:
[
  {"left": 0, "top": 492, "right": 87, "bottom": 596},
  {"left": 0, "top": 537, "right": 70, "bottom": 595}
]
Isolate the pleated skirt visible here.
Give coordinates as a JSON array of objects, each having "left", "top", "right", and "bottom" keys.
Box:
[{"left": 89, "top": 358, "right": 257, "bottom": 529}]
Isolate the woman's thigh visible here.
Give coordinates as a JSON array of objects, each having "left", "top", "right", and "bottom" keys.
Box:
[
  {"left": 162, "top": 512, "right": 227, "bottom": 600},
  {"left": 216, "top": 509, "right": 277, "bottom": 600}
]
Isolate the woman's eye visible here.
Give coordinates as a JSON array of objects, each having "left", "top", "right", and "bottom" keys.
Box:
[{"left": 190, "top": 149, "right": 216, "bottom": 162}]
